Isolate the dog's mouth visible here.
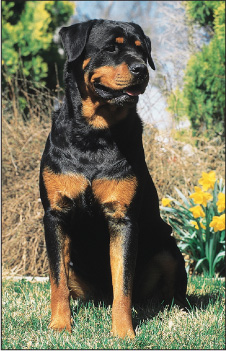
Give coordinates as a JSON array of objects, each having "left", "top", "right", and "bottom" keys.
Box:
[{"left": 93, "top": 82, "right": 146, "bottom": 100}]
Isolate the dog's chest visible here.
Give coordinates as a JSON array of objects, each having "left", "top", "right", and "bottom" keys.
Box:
[{"left": 63, "top": 143, "right": 134, "bottom": 181}]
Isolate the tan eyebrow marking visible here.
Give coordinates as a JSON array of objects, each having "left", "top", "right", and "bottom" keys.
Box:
[
  {"left": 115, "top": 37, "right": 124, "bottom": 44},
  {"left": 135, "top": 40, "right": 141, "bottom": 46},
  {"left": 82, "top": 58, "right": 91, "bottom": 70}
]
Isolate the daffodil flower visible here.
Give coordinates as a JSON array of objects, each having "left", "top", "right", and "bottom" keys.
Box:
[
  {"left": 190, "top": 220, "right": 206, "bottom": 230},
  {"left": 217, "top": 193, "right": 225, "bottom": 213},
  {"left": 161, "top": 171, "right": 225, "bottom": 277},
  {"left": 189, "top": 205, "right": 205, "bottom": 218},
  {"left": 210, "top": 214, "right": 225, "bottom": 232},
  {"left": 162, "top": 198, "right": 172, "bottom": 207},
  {"left": 189, "top": 186, "right": 212, "bottom": 206},
  {"left": 198, "top": 171, "right": 216, "bottom": 191}
]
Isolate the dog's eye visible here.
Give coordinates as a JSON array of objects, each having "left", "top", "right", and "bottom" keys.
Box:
[{"left": 105, "top": 45, "right": 117, "bottom": 53}]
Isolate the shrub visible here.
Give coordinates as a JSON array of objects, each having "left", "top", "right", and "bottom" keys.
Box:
[
  {"left": 167, "top": 1, "right": 225, "bottom": 139},
  {"left": 161, "top": 171, "right": 225, "bottom": 277},
  {"left": 2, "top": 1, "right": 74, "bottom": 89}
]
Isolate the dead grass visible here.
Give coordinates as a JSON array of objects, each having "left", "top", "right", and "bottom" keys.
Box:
[
  {"left": 2, "top": 78, "right": 225, "bottom": 277},
  {"left": 143, "top": 126, "right": 225, "bottom": 201},
  {"left": 2, "top": 77, "right": 55, "bottom": 276}
]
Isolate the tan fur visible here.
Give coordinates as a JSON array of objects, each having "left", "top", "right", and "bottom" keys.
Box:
[
  {"left": 80, "top": 62, "right": 135, "bottom": 128},
  {"left": 110, "top": 235, "right": 135, "bottom": 338},
  {"left": 90, "top": 63, "right": 132, "bottom": 90},
  {"left": 83, "top": 99, "right": 129, "bottom": 129},
  {"left": 42, "top": 167, "right": 89, "bottom": 210},
  {"left": 135, "top": 40, "right": 141, "bottom": 46},
  {"left": 68, "top": 268, "right": 93, "bottom": 300},
  {"left": 92, "top": 177, "right": 137, "bottom": 337},
  {"left": 49, "top": 233, "right": 71, "bottom": 332},
  {"left": 92, "top": 177, "right": 137, "bottom": 218},
  {"left": 63, "top": 236, "right": 71, "bottom": 278},
  {"left": 115, "top": 37, "right": 124, "bottom": 44},
  {"left": 82, "top": 58, "right": 91, "bottom": 70},
  {"left": 81, "top": 70, "right": 129, "bottom": 128}
]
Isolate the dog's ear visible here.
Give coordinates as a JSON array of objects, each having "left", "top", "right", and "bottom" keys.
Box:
[
  {"left": 144, "top": 36, "right": 155, "bottom": 70},
  {"left": 128, "top": 22, "right": 155, "bottom": 70},
  {"left": 59, "top": 20, "right": 96, "bottom": 62}
]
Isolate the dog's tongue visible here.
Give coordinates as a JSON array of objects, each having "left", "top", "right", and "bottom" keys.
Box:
[{"left": 125, "top": 89, "right": 142, "bottom": 96}]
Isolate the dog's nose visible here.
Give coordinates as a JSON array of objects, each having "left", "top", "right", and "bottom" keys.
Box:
[{"left": 129, "top": 63, "right": 148, "bottom": 77}]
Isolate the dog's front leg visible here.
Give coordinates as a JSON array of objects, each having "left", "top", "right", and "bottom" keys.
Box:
[
  {"left": 93, "top": 177, "right": 138, "bottom": 338},
  {"left": 44, "top": 210, "right": 72, "bottom": 332},
  {"left": 109, "top": 218, "right": 138, "bottom": 339},
  {"left": 41, "top": 168, "right": 90, "bottom": 332}
]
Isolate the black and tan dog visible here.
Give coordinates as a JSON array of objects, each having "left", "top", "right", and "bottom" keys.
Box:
[{"left": 39, "top": 19, "right": 187, "bottom": 339}]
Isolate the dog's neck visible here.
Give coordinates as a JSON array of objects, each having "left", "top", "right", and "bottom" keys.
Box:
[{"left": 80, "top": 91, "right": 129, "bottom": 129}]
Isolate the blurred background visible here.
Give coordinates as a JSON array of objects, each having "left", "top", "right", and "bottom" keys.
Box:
[{"left": 2, "top": 1, "right": 225, "bottom": 277}]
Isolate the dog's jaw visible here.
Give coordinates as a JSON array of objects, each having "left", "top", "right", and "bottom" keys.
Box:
[{"left": 93, "top": 81, "right": 147, "bottom": 106}]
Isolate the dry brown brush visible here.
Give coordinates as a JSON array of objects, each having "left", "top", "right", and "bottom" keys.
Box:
[
  {"left": 143, "top": 127, "right": 225, "bottom": 201},
  {"left": 2, "top": 77, "right": 56, "bottom": 276},
  {"left": 2, "top": 78, "right": 225, "bottom": 277}
]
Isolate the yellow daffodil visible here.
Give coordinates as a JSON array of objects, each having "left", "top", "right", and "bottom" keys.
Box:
[
  {"left": 190, "top": 220, "right": 206, "bottom": 230},
  {"left": 189, "top": 205, "right": 205, "bottom": 218},
  {"left": 189, "top": 186, "right": 212, "bottom": 207},
  {"left": 201, "top": 222, "right": 206, "bottom": 229},
  {"left": 210, "top": 214, "right": 225, "bottom": 232},
  {"left": 217, "top": 193, "right": 225, "bottom": 213},
  {"left": 190, "top": 220, "right": 198, "bottom": 229},
  {"left": 162, "top": 198, "right": 172, "bottom": 207},
  {"left": 198, "top": 171, "right": 216, "bottom": 191}
]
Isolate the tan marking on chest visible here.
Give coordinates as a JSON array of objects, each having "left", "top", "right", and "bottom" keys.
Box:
[
  {"left": 92, "top": 177, "right": 137, "bottom": 217},
  {"left": 43, "top": 167, "right": 89, "bottom": 210}
]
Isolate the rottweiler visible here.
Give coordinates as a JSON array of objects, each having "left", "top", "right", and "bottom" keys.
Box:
[{"left": 39, "top": 19, "right": 187, "bottom": 339}]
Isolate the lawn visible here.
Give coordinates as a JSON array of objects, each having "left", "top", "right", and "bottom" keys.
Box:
[{"left": 1, "top": 276, "right": 225, "bottom": 349}]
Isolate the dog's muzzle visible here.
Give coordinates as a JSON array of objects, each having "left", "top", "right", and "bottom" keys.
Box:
[{"left": 93, "top": 68, "right": 149, "bottom": 105}]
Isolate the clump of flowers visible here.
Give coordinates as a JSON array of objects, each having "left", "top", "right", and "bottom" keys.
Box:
[{"left": 161, "top": 171, "right": 225, "bottom": 277}]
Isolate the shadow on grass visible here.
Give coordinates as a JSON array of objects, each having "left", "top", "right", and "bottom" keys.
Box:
[
  {"left": 70, "top": 287, "right": 224, "bottom": 332},
  {"left": 186, "top": 292, "right": 223, "bottom": 310},
  {"left": 132, "top": 290, "right": 223, "bottom": 330},
  {"left": 70, "top": 296, "right": 112, "bottom": 315}
]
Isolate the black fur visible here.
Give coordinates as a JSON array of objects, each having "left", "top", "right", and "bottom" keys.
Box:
[{"left": 39, "top": 19, "right": 187, "bottom": 337}]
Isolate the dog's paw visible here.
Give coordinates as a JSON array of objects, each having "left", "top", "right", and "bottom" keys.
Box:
[
  {"left": 49, "top": 316, "right": 72, "bottom": 333},
  {"left": 111, "top": 324, "right": 135, "bottom": 339}
]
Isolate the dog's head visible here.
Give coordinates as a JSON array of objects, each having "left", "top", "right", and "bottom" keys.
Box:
[{"left": 60, "top": 20, "right": 155, "bottom": 107}]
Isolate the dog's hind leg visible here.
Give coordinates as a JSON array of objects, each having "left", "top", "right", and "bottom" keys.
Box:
[
  {"left": 68, "top": 267, "right": 94, "bottom": 300},
  {"left": 136, "top": 250, "right": 188, "bottom": 308}
]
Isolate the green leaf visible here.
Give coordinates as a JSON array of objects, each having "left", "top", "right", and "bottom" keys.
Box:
[
  {"left": 213, "top": 251, "right": 225, "bottom": 271},
  {"left": 194, "top": 257, "right": 208, "bottom": 273},
  {"left": 174, "top": 187, "right": 192, "bottom": 207}
]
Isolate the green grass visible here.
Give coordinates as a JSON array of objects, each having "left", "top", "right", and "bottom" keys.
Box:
[{"left": 2, "top": 277, "right": 225, "bottom": 349}]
